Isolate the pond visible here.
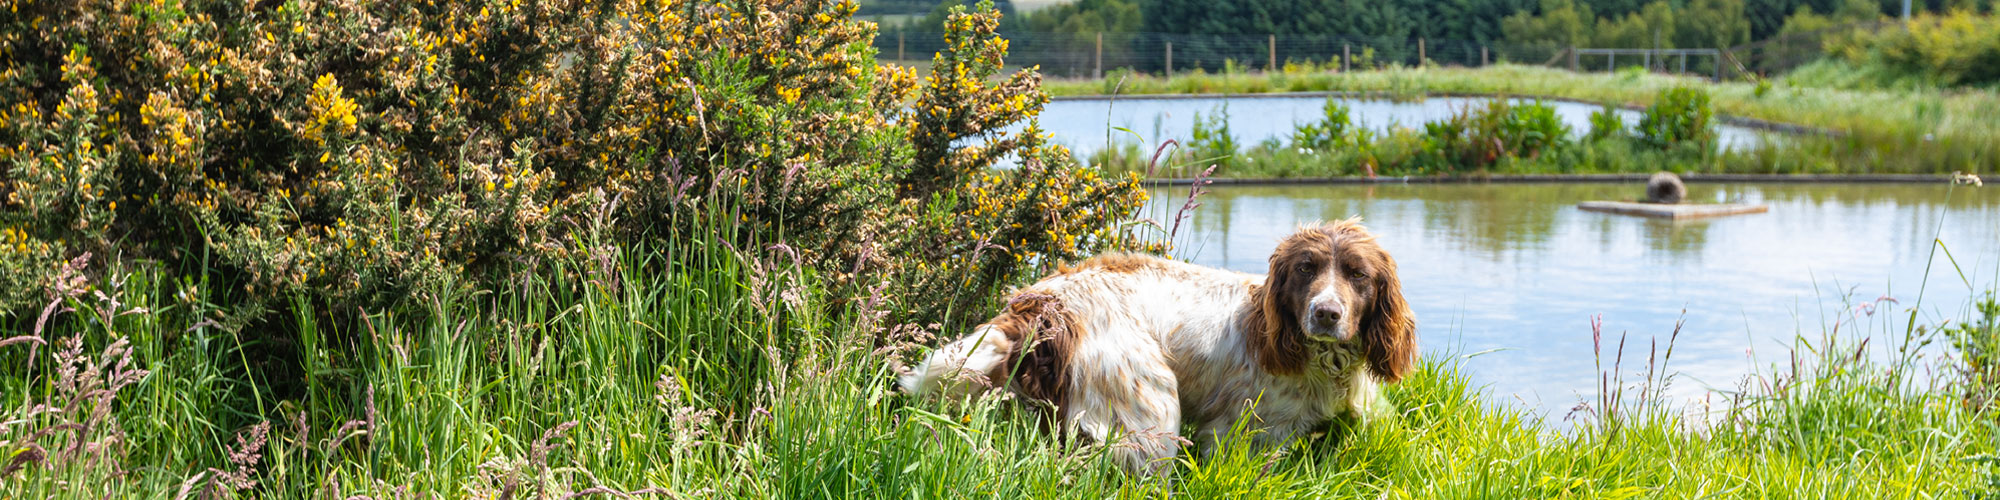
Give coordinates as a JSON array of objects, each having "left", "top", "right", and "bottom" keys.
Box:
[
  {"left": 1038, "top": 95, "right": 1777, "bottom": 160},
  {"left": 1140, "top": 182, "right": 1997, "bottom": 422}
]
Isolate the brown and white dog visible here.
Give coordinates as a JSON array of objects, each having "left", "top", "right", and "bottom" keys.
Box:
[{"left": 896, "top": 218, "right": 1417, "bottom": 474}]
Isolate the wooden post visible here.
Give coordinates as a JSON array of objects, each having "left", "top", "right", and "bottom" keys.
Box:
[
  {"left": 1569, "top": 46, "right": 1578, "bottom": 71},
  {"left": 1712, "top": 49, "right": 1721, "bottom": 81},
  {"left": 1481, "top": 46, "right": 1489, "bottom": 66},
  {"left": 1268, "top": 34, "right": 1277, "bottom": 72},
  {"left": 1094, "top": 32, "right": 1103, "bottom": 79},
  {"left": 1643, "top": 50, "right": 1651, "bottom": 70},
  {"left": 1608, "top": 52, "right": 1614, "bottom": 69},
  {"left": 1418, "top": 38, "right": 1425, "bottom": 66},
  {"left": 1679, "top": 52, "right": 1687, "bottom": 74},
  {"left": 1165, "top": 41, "right": 1173, "bottom": 76},
  {"left": 1343, "top": 43, "right": 1351, "bottom": 72},
  {"left": 897, "top": 32, "right": 904, "bottom": 63}
]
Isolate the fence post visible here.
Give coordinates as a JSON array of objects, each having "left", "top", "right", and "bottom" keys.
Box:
[
  {"left": 1095, "top": 32, "right": 1103, "bottom": 79},
  {"left": 1569, "top": 46, "right": 1578, "bottom": 71},
  {"left": 1607, "top": 52, "right": 1614, "bottom": 69},
  {"left": 1343, "top": 43, "right": 1351, "bottom": 72},
  {"left": 1418, "top": 38, "right": 1425, "bottom": 66},
  {"left": 1679, "top": 52, "right": 1687, "bottom": 74},
  {"left": 1712, "top": 49, "right": 1721, "bottom": 81},
  {"left": 897, "top": 32, "right": 904, "bottom": 63},
  {"left": 1481, "top": 46, "right": 1489, "bottom": 66},
  {"left": 1268, "top": 34, "right": 1276, "bottom": 72},
  {"left": 1165, "top": 41, "right": 1173, "bottom": 77}
]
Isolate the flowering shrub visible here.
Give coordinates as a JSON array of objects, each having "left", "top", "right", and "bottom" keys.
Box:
[
  {"left": 1827, "top": 11, "right": 2000, "bottom": 87},
  {"left": 0, "top": 0, "right": 1143, "bottom": 327}
]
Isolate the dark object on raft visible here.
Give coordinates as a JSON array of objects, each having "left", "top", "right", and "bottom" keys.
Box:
[{"left": 1646, "top": 171, "right": 1686, "bottom": 204}]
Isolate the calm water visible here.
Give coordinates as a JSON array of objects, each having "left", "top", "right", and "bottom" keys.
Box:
[
  {"left": 1144, "top": 182, "right": 1998, "bottom": 421},
  {"left": 1039, "top": 95, "right": 1774, "bottom": 160}
]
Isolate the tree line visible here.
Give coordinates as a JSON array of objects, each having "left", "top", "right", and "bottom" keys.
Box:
[{"left": 870, "top": 0, "right": 1993, "bottom": 73}]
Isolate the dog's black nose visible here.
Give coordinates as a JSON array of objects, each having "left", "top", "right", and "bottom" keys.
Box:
[{"left": 1313, "top": 302, "right": 1342, "bottom": 325}]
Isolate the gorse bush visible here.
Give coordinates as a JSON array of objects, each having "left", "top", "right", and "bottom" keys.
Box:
[
  {"left": 0, "top": 0, "right": 1144, "bottom": 327},
  {"left": 1826, "top": 11, "right": 2000, "bottom": 87}
]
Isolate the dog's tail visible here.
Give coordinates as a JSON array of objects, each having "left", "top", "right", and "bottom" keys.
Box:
[{"left": 894, "top": 325, "right": 1014, "bottom": 399}]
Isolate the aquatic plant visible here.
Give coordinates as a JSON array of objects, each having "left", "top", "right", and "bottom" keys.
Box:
[
  {"left": 1587, "top": 104, "right": 1628, "bottom": 142},
  {"left": 1638, "top": 86, "right": 1718, "bottom": 151}
]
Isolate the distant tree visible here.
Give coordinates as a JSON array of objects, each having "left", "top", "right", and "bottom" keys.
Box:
[
  {"left": 1501, "top": 0, "right": 1595, "bottom": 61},
  {"left": 1020, "top": 0, "right": 1143, "bottom": 33},
  {"left": 1674, "top": 0, "right": 1752, "bottom": 49},
  {"left": 1591, "top": 1, "right": 1676, "bottom": 53}
]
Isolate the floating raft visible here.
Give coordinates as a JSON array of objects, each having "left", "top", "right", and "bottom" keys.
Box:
[{"left": 1577, "top": 201, "right": 1769, "bottom": 219}]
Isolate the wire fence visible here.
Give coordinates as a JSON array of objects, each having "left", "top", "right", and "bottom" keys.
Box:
[
  {"left": 1725, "top": 20, "right": 1895, "bottom": 77},
  {"left": 876, "top": 24, "right": 1894, "bottom": 80}
]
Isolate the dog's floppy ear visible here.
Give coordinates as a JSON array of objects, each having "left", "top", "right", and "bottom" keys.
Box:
[
  {"left": 1248, "top": 267, "right": 1309, "bottom": 375},
  {"left": 1361, "top": 252, "right": 1417, "bottom": 382}
]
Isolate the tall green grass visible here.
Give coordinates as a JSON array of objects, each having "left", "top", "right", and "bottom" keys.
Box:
[{"left": 2, "top": 178, "right": 1995, "bottom": 498}]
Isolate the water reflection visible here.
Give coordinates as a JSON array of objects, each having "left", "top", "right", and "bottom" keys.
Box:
[{"left": 1145, "top": 182, "right": 1998, "bottom": 422}]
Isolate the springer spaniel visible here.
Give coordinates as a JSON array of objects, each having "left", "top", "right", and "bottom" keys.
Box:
[{"left": 896, "top": 218, "right": 1417, "bottom": 474}]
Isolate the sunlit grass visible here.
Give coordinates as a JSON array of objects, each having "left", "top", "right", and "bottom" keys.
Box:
[{"left": 4, "top": 222, "right": 1995, "bottom": 497}]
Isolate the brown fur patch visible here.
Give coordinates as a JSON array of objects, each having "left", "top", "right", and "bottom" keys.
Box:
[
  {"left": 1057, "top": 252, "right": 1168, "bottom": 275},
  {"left": 989, "top": 292, "right": 1083, "bottom": 405},
  {"left": 1360, "top": 253, "right": 1417, "bottom": 382}
]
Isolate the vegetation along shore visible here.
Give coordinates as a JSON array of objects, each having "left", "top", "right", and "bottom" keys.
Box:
[
  {"left": 1, "top": 0, "right": 1996, "bottom": 498},
  {"left": 1047, "top": 64, "right": 2000, "bottom": 179}
]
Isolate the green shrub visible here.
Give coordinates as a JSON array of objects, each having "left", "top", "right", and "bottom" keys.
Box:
[
  {"left": 1828, "top": 11, "right": 2000, "bottom": 87},
  {"left": 1587, "top": 104, "right": 1628, "bottom": 141},
  {"left": 1188, "top": 103, "right": 1238, "bottom": 168},
  {"left": 1414, "top": 99, "right": 1572, "bottom": 172},
  {"left": 1638, "top": 86, "right": 1717, "bottom": 150},
  {"left": 1290, "top": 98, "right": 1372, "bottom": 153}
]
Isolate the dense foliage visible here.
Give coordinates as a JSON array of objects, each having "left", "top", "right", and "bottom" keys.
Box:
[
  {"left": 1823, "top": 10, "right": 2000, "bottom": 87},
  {"left": 1635, "top": 86, "right": 1717, "bottom": 150},
  {"left": 0, "top": 0, "right": 1144, "bottom": 327}
]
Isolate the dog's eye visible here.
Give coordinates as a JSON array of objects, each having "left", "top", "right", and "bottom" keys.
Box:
[
  {"left": 1349, "top": 271, "right": 1369, "bottom": 280},
  {"left": 1295, "top": 262, "right": 1315, "bottom": 274}
]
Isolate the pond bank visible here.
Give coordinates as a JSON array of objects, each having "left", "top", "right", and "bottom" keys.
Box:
[
  {"left": 1138, "top": 172, "right": 1954, "bottom": 186},
  {"left": 1045, "top": 65, "right": 2000, "bottom": 175},
  {"left": 1053, "top": 91, "right": 1838, "bottom": 137}
]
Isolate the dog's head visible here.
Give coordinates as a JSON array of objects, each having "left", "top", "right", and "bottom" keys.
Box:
[{"left": 1248, "top": 218, "right": 1417, "bottom": 381}]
